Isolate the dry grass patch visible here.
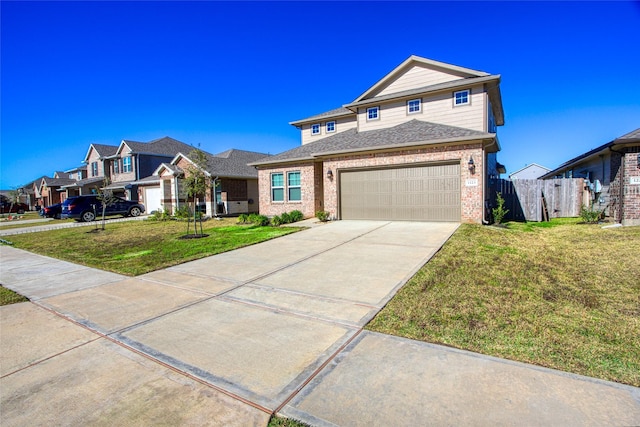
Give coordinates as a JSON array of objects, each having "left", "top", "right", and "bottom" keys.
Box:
[
  {"left": 0, "top": 286, "right": 29, "bottom": 305},
  {"left": 367, "top": 219, "right": 640, "bottom": 386}
]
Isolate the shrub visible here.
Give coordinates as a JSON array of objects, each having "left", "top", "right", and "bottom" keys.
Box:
[
  {"left": 237, "top": 213, "right": 249, "bottom": 224},
  {"left": 174, "top": 206, "right": 190, "bottom": 219},
  {"left": 580, "top": 204, "right": 604, "bottom": 224},
  {"left": 271, "top": 215, "right": 283, "bottom": 226},
  {"left": 290, "top": 210, "right": 304, "bottom": 222},
  {"left": 492, "top": 192, "right": 509, "bottom": 225},
  {"left": 280, "top": 212, "right": 292, "bottom": 224},
  {"left": 254, "top": 215, "right": 270, "bottom": 226},
  {"left": 315, "top": 211, "right": 330, "bottom": 222},
  {"left": 149, "top": 209, "right": 172, "bottom": 221}
]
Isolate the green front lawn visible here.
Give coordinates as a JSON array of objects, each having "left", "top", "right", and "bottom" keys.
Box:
[
  {"left": 0, "top": 286, "right": 29, "bottom": 306},
  {"left": 367, "top": 219, "right": 640, "bottom": 387},
  {"left": 4, "top": 218, "right": 299, "bottom": 276}
]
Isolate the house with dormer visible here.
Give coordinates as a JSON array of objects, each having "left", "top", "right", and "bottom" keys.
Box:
[{"left": 251, "top": 55, "right": 505, "bottom": 223}]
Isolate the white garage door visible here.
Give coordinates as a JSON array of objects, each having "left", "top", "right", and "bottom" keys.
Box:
[
  {"left": 144, "top": 187, "right": 162, "bottom": 214},
  {"left": 339, "top": 163, "right": 460, "bottom": 221}
]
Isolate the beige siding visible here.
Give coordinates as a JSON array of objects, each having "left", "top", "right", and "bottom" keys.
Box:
[
  {"left": 374, "top": 65, "right": 466, "bottom": 98},
  {"left": 301, "top": 116, "right": 357, "bottom": 145},
  {"left": 357, "top": 85, "right": 486, "bottom": 133}
]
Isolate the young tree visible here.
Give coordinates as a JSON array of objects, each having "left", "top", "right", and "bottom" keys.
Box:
[
  {"left": 96, "top": 178, "right": 118, "bottom": 230},
  {"left": 182, "top": 148, "right": 211, "bottom": 237}
]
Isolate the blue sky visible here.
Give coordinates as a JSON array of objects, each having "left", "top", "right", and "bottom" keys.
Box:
[{"left": 1, "top": 1, "right": 639, "bottom": 188}]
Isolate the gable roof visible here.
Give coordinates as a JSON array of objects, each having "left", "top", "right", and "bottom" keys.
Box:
[
  {"left": 41, "top": 175, "right": 75, "bottom": 188},
  {"left": 290, "top": 107, "right": 354, "bottom": 127},
  {"left": 156, "top": 148, "right": 271, "bottom": 179},
  {"left": 60, "top": 176, "right": 105, "bottom": 189},
  {"left": 251, "top": 120, "right": 495, "bottom": 166},
  {"left": 541, "top": 127, "right": 640, "bottom": 178},
  {"left": 83, "top": 143, "right": 119, "bottom": 163},
  {"left": 508, "top": 163, "right": 551, "bottom": 178},
  {"left": 116, "top": 136, "right": 195, "bottom": 157}
]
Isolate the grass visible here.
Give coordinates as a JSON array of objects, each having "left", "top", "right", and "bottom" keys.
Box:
[
  {"left": 0, "top": 286, "right": 29, "bottom": 305},
  {"left": 267, "top": 416, "right": 310, "bottom": 427},
  {"left": 3, "top": 218, "right": 300, "bottom": 276},
  {"left": 0, "top": 218, "right": 75, "bottom": 230},
  {"left": 367, "top": 218, "right": 640, "bottom": 387}
]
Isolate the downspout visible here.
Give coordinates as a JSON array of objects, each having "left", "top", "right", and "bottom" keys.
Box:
[
  {"left": 609, "top": 145, "right": 625, "bottom": 224},
  {"left": 212, "top": 176, "right": 219, "bottom": 218}
]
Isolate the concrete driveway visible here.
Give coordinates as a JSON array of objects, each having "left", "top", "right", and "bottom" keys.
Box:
[{"left": 2, "top": 220, "right": 639, "bottom": 426}]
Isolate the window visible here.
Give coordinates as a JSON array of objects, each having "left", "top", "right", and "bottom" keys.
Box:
[
  {"left": 288, "top": 171, "right": 301, "bottom": 201},
  {"left": 91, "top": 162, "right": 98, "bottom": 177},
  {"left": 123, "top": 156, "right": 132, "bottom": 173},
  {"left": 271, "top": 173, "right": 284, "bottom": 202},
  {"left": 311, "top": 124, "right": 321, "bottom": 135},
  {"left": 114, "top": 159, "right": 120, "bottom": 174},
  {"left": 77, "top": 171, "right": 82, "bottom": 180},
  {"left": 454, "top": 89, "right": 470, "bottom": 106},
  {"left": 326, "top": 121, "right": 336, "bottom": 133},
  {"left": 367, "top": 106, "right": 379, "bottom": 121},
  {"left": 407, "top": 99, "right": 421, "bottom": 114},
  {"left": 69, "top": 174, "right": 74, "bottom": 179}
]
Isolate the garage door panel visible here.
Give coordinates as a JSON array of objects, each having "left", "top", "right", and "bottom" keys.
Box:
[{"left": 340, "top": 163, "right": 460, "bottom": 221}]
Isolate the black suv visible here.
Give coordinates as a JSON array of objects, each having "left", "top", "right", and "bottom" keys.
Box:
[{"left": 61, "top": 195, "right": 145, "bottom": 222}]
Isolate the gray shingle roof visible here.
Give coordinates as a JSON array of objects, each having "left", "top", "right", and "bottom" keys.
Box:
[
  {"left": 121, "top": 136, "right": 195, "bottom": 156},
  {"left": 60, "top": 177, "right": 105, "bottom": 189},
  {"left": 203, "top": 149, "right": 271, "bottom": 178},
  {"left": 91, "top": 144, "right": 119, "bottom": 158},
  {"left": 42, "top": 176, "right": 75, "bottom": 187},
  {"left": 251, "top": 120, "right": 493, "bottom": 166},
  {"left": 290, "top": 107, "right": 354, "bottom": 126}
]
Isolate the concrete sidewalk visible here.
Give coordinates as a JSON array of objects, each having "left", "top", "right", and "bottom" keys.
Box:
[
  {"left": 0, "top": 215, "right": 148, "bottom": 237},
  {"left": 1, "top": 221, "right": 639, "bottom": 426}
]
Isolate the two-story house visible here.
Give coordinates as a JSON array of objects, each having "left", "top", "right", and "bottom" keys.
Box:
[
  {"left": 101, "top": 136, "right": 197, "bottom": 200},
  {"left": 251, "top": 55, "right": 505, "bottom": 223}
]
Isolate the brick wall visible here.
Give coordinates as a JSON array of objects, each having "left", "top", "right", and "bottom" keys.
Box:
[
  {"left": 257, "top": 163, "right": 317, "bottom": 218},
  {"left": 622, "top": 148, "right": 640, "bottom": 226}
]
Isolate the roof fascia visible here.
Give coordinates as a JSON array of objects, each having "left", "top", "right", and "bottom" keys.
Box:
[
  {"left": 289, "top": 110, "right": 355, "bottom": 127},
  {"left": 352, "top": 55, "right": 490, "bottom": 103},
  {"left": 249, "top": 156, "right": 316, "bottom": 167}
]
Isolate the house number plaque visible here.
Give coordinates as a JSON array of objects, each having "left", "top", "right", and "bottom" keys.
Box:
[{"left": 465, "top": 179, "right": 479, "bottom": 187}]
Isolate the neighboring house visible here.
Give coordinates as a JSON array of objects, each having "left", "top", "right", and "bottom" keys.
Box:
[
  {"left": 540, "top": 128, "right": 640, "bottom": 226},
  {"left": 148, "top": 148, "right": 270, "bottom": 217},
  {"left": 509, "top": 163, "right": 550, "bottom": 180},
  {"left": 103, "top": 136, "right": 197, "bottom": 200},
  {"left": 34, "top": 172, "right": 75, "bottom": 207},
  {"left": 251, "top": 55, "right": 505, "bottom": 223},
  {"left": 59, "top": 165, "right": 105, "bottom": 198}
]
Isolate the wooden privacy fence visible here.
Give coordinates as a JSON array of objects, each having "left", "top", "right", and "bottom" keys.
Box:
[{"left": 489, "top": 178, "right": 585, "bottom": 222}]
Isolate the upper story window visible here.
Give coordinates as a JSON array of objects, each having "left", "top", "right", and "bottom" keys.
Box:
[
  {"left": 123, "top": 156, "right": 132, "bottom": 173},
  {"left": 311, "top": 124, "right": 321, "bottom": 135},
  {"left": 271, "top": 173, "right": 284, "bottom": 202},
  {"left": 454, "top": 89, "right": 470, "bottom": 106},
  {"left": 326, "top": 121, "right": 336, "bottom": 133},
  {"left": 114, "top": 159, "right": 120, "bottom": 174},
  {"left": 77, "top": 171, "right": 82, "bottom": 180},
  {"left": 407, "top": 99, "right": 421, "bottom": 114},
  {"left": 69, "top": 174, "right": 74, "bottom": 179},
  {"left": 288, "top": 171, "right": 301, "bottom": 201},
  {"left": 91, "top": 162, "right": 98, "bottom": 177},
  {"left": 367, "top": 106, "right": 379, "bottom": 121}
]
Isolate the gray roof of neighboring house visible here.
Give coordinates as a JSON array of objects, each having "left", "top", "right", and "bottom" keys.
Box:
[
  {"left": 119, "top": 136, "right": 195, "bottom": 157},
  {"left": 131, "top": 175, "right": 161, "bottom": 185},
  {"left": 60, "top": 177, "right": 105, "bottom": 189},
  {"left": 91, "top": 144, "right": 119, "bottom": 158},
  {"left": 290, "top": 107, "right": 354, "bottom": 126},
  {"left": 203, "top": 149, "right": 271, "bottom": 178},
  {"left": 541, "top": 127, "right": 640, "bottom": 178},
  {"left": 251, "top": 120, "right": 494, "bottom": 166},
  {"left": 42, "top": 176, "right": 75, "bottom": 187}
]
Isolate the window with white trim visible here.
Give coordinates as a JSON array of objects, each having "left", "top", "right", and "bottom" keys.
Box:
[
  {"left": 271, "top": 173, "right": 284, "bottom": 202},
  {"left": 407, "top": 99, "right": 421, "bottom": 114},
  {"left": 311, "top": 124, "right": 321, "bottom": 135},
  {"left": 91, "top": 162, "right": 98, "bottom": 177},
  {"left": 123, "top": 156, "right": 132, "bottom": 173},
  {"left": 287, "top": 171, "right": 301, "bottom": 201},
  {"left": 367, "top": 106, "right": 379, "bottom": 121},
  {"left": 454, "top": 89, "right": 470, "bottom": 106},
  {"left": 114, "top": 159, "right": 120, "bottom": 174},
  {"left": 326, "top": 121, "right": 336, "bottom": 133}
]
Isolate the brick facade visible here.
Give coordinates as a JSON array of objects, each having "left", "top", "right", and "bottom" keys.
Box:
[
  {"left": 621, "top": 148, "right": 640, "bottom": 226},
  {"left": 258, "top": 163, "right": 318, "bottom": 218},
  {"left": 258, "top": 143, "right": 486, "bottom": 223}
]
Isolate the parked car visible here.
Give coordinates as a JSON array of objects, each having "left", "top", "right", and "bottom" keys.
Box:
[
  {"left": 0, "top": 195, "right": 28, "bottom": 214},
  {"left": 61, "top": 195, "right": 145, "bottom": 222},
  {"left": 40, "top": 203, "right": 62, "bottom": 219}
]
